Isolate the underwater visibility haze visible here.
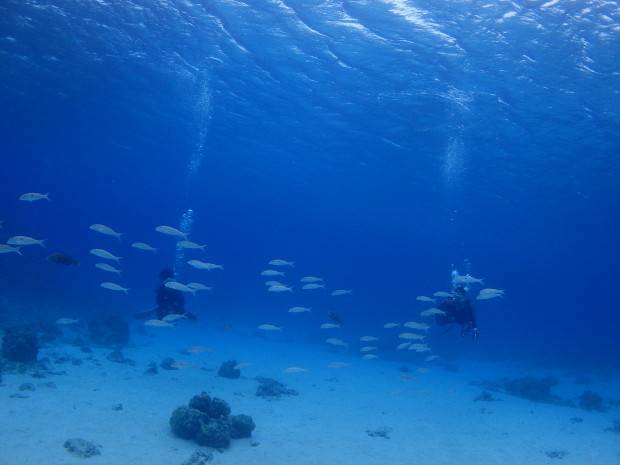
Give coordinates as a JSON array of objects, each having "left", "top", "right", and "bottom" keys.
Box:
[
  {"left": 2, "top": 0, "right": 619, "bottom": 367},
  {"left": 0, "top": 0, "right": 619, "bottom": 462}
]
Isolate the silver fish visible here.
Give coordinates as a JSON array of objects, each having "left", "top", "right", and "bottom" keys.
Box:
[
  {"left": 289, "top": 307, "right": 312, "bottom": 313},
  {"left": 404, "top": 321, "right": 430, "bottom": 332},
  {"left": 398, "top": 332, "right": 426, "bottom": 340},
  {"left": 165, "top": 281, "right": 196, "bottom": 294},
  {"left": 100, "top": 282, "right": 130, "bottom": 293},
  {"left": 258, "top": 324, "right": 282, "bottom": 331},
  {"left": 420, "top": 308, "right": 446, "bottom": 317},
  {"left": 0, "top": 244, "right": 21, "bottom": 255},
  {"left": 261, "top": 270, "right": 285, "bottom": 276},
  {"left": 331, "top": 289, "right": 352, "bottom": 296},
  {"left": 268, "top": 285, "right": 293, "bottom": 292},
  {"left": 7, "top": 236, "right": 46, "bottom": 247},
  {"left": 90, "top": 248, "right": 122, "bottom": 264},
  {"left": 90, "top": 224, "right": 123, "bottom": 240},
  {"left": 188, "top": 260, "right": 223, "bottom": 270},
  {"left": 383, "top": 323, "right": 400, "bottom": 329},
  {"left": 269, "top": 259, "right": 295, "bottom": 267},
  {"left": 155, "top": 225, "right": 188, "bottom": 240},
  {"left": 303, "top": 283, "right": 325, "bottom": 290},
  {"left": 177, "top": 241, "right": 206, "bottom": 251},
  {"left": 452, "top": 274, "right": 484, "bottom": 285},
  {"left": 19, "top": 192, "right": 50, "bottom": 202},
  {"left": 132, "top": 242, "right": 158, "bottom": 252},
  {"left": 187, "top": 282, "right": 213, "bottom": 292},
  {"left": 95, "top": 263, "right": 122, "bottom": 275}
]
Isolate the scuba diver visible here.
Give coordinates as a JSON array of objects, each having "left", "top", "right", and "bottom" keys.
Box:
[
  {"left": 134, "top": 268, "right": 197, "bottom": 321},
  {"left": 155, "top": 268, "right": 197, "bottom": 321},
  {"left": 434, "top": 285, "right": 479, "bottom": 340}
]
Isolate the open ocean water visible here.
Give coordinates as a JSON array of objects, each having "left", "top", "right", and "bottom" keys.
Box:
[{"left": 0, "top": 1, "right": 619, "bottom": 463}]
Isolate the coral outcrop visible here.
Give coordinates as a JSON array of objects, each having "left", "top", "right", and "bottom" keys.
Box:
[{"left": 170, "top": 392, "right": 255, "bottom": 450}]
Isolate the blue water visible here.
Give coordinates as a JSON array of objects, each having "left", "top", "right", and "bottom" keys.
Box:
[{"left": 0, "top": 0, "right": 619, "bottom": 374}]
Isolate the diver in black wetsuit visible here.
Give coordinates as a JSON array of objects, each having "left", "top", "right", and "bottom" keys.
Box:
[
  {"left": 434, "top": 285, "right": 478, "bottom": 340},
  {"left": 155, "top": 268, "right": 196, "bottom": 321}
]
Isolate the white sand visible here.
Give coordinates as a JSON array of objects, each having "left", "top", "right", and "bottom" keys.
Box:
[{"left": 1, "top": 322, "right": 618, "bottom": 465}]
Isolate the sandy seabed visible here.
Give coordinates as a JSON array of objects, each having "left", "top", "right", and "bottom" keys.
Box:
[{"left": 1, "top": 321, "right": 618, "bottom": 465}]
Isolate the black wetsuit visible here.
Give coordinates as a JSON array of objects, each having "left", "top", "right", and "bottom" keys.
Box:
[
  {"left": 435, "top": 293, "right": 477, "bottom": 336},
  {"left": 156, "top": 282, "right": 185, "bottom": 320}
]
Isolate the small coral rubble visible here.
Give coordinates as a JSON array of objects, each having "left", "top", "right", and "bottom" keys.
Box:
[
  {"left": 471, "top": 376, "right": 612, "bottom": 412},
  {"left": 255, "top": 376, "right": 298, "bottom": 398}
]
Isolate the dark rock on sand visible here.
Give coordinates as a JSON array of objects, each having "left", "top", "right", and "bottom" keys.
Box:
[
  {"left": 170, "top": 406, "right": 206, "bottom": 440},
  {"left": 473, "top": 376, "right": 563, "bottom": 404},
  {"left": 255, "top": 376, "right": 298, "bottom": 398},
  {"left": 196, "top": 418, "right": 232, "bottom": 449},
  {"left": 217, "top": 360, "right": 241, "bottom": 379},
  {"left": 160, "top": 357, "right": 178, "bottom": 370},
  {"left": 505, "top": 376, "right": 559, "bottom": 403},
  {"left": 19, "top": 382, "right": 35, "bottom": 391},
  {"left": 189, "top": 392, "right": 213, "bottom": 413},
  {"left": 230, "top": 414, "right": 256, "bottom": 439},
  {"left": 604, "top": 420, "right": 620, "bottom": 434},
  {"left": 144, "top": 361, "right": 158, "bottom": 375},
  {"left": 106, "top": 350, "right": 135, "bottom": 365},
  {"left": 2, "top": 326, "right": 38, "bottom": 362},
  {"left": 474, "top": 390, "right": 502, "bottom": 402},
  {"left": 366, "top": 427, "right": 392, "bottom": 439},
  {"left": 189, "top": 392, "right": 232, "bottom": 419},
  {"left": 578, "top": 390, "right": 606, "bottom": 412},
  {"left": 170, "top": 393, "right": 255, "bottom": 450},
  {"left": 207, "top": 397, "right": 232, "bottom": 419},
  {"left": 88, "top": 315, "right": 129, "bottom": 347},
  {"left": 63, "top": 438, "right": 101, "bottom": 458},
  {"left": 181, "top": 448, "right": 214, "bottom": 465}
]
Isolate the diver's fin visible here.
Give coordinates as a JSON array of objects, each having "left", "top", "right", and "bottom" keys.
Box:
[
  {"left": 442, "top": 324, "right": 455, "bottom": 334},
  {"left": 134, "top": 306, "right": 158, "bottom": 320}
]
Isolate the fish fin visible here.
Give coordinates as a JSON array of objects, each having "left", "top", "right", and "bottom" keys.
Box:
[{"left": 45, "top": 192, "right": 51, "bottom": 201}]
